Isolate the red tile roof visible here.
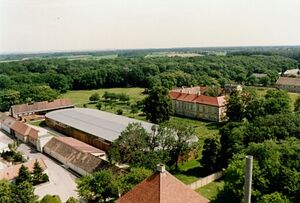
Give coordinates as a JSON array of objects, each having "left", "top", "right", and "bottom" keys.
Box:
[
  {"left": 10, "top": 121, "right": 40, "bottom": 140},
  {"left": 11, "top": 99, "right": 74, "bottom": 115},
  {"left": 170, "top": 90, "right": 226, "bottom": 107},
  {"left": 43, "top": 137, "right": 107, "bottom": 174},
  {"left": 276, "top": 77, "right": 300, "bottom": 86},
  {"left": 116, "top": 170, "right": 209, "bottom": 203},
  {"left": 0, "top": 158, "right": 47, "bottom": 180}
]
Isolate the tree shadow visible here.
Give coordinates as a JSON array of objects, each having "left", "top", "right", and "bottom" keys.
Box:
[{"left": 170, "top": 166, "right": 211, "bottom": 179}]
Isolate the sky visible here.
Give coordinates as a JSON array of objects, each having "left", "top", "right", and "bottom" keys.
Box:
[{"left": 1, "top": 0, "right": 300, "bottom": 54}]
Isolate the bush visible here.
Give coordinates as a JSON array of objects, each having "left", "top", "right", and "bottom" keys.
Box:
[
  {"left": 13, "top": 152, "right": 23, "bottom": 162},
  {"left": 96, "top": 102, "right": 102, "bottom": 110},
  {"left": 89, "top": 93, "right": 100, "bottom": 102},
  {"left": 40, "top": 194, "right": 62, "bottom": 203},
  {"left": 116, "top": 109, "right": 123, "bottom": 115},
  {"left": 41, "top": 173, "right": 49, "bottom": 183},
  {"left": 65, "top": 197, "right": 79, "bottom": 203}
]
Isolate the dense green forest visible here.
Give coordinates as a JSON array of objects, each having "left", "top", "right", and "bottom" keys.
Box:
[{"left": 0, "top": 55, "right": 298, "bottom": 111}]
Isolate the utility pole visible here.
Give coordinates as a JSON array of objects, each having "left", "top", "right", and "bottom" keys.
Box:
[{"left": 244, "top": 155, "right": 253, "bottom": 203}]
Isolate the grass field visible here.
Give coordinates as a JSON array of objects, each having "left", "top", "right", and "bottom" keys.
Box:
[
  {"left": 196, "top": 180, "right": 225, "bottom": 201},
  {"left": 145, "top": 52, "right": 203, "bottom": 58}
]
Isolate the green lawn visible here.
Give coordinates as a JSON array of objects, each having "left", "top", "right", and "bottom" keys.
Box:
[
  {"left": 61, "top": 87, "right": 145, "bottom": 107},
  {"left": 196, "top": 180, "right": 224, "bottom": 201}
]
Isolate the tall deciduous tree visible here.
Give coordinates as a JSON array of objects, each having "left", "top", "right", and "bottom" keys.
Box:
[
  {"left": 11, "top": 181, "right": 38, "bottom": 203},
  {"left": 142, "top": 86, "right": 173, "bottom": 124},
  {"left": 0, "top": 180, "right": 12, "bottom": 203},
  {"left": 117, "top": 167, "right": 152, "bottom": 195},
  {"left": 201, "top": 137, "right": 221, "bottom": 172},
  {"left": 264, "top": 89, "right": 291, "bottom": 115},
  {"left": 77, "top": 170, "right": 118, "bottom": 202}
]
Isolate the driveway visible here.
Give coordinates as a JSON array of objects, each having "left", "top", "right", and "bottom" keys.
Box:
[
  {"left": 18, "top": 144, "right": 79, "bottom": 202},
  {"left": 0, "top": 130, "right": 14, "bottom": 151}
]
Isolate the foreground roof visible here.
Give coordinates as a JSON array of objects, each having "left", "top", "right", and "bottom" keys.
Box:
[
  {"left": 0, "top": 158, "right": 47, "bottom": 180},
  {"left": 10, "top": 99, "right": 74, "bottom": 115},
  {"left": 45, "top": 108, "right": 154, "bottom": 142},
  {"left": 117, "top": 168, "right": 208, "bottom": 203},
  {"left": 43, "top": 137, "right": 109, "bottom": 173}
]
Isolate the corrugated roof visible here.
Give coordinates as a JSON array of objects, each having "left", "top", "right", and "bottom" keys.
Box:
[
  {"left": 45, "top": 108, "right": 154, "bottom": 142},
  {"left": 0, "top": 158, "right": 47, "bottom": 180},
  {"left": 43, "top": 137, "right": 108, "bottom": 173},
  {"left": 116, "top": 170, "right": 209, "bottom": 203},
  {"left": 11, "top": 99, "right": 74, "bottom": 115},
  {"left": 276, "top": 77, "right": 300, "bottom": 86}
]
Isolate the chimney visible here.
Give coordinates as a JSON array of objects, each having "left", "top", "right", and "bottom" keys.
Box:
[
  {"left": 197, "top": 91, "right": 201, "bottom": 96},
  {"left": 157, "top": 164, "right": 166, "bottom": 173}
]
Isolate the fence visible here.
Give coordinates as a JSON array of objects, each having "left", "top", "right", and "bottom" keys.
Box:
[{"left": 188, "top": 171, "right": 224, "bottom": 190}]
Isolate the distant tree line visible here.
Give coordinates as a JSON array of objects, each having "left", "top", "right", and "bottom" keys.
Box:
[{"left": 0, "top": 55, "right": 297, "bottom": 111}]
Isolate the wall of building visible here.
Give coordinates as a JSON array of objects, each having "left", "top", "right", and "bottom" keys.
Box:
[
  {"left": 1, "top": 124, "right": 11, "bottom": 134},
  {"left": 45, "top": 118, "right": 111, "bottom": 151},
  {"left": 14, "top": 132, "right": 27, "bottom": 143},
  {"left": 36, "top": 134, "right": 53, "bottom": 152},
  {"left": 172, "top": 101, "right": 223, "bottom": 122},
  {"left": 277, "top": 84, "right": 300, "bottom": 93}
]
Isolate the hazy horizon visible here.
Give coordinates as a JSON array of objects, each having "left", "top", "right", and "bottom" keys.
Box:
[{"left": 1, "top": 0, "right": 300, "bottom": 54}]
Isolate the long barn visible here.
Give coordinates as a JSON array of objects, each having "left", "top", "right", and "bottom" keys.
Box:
[{"left": 45, "top": 108, "right": 154, "bottom": 151}]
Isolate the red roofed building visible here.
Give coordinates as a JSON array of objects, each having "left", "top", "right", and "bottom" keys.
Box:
[
  {"left": 0, "top": 158, "right": 47, "bottom": 181},
  {"left": 170, "top": 86, "right": 226, "bottom": 122},
  {"left": 116, "top": 164, "right": 209, "bottom": 203}
]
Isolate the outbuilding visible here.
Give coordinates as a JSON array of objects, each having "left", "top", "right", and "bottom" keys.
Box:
[{"left": 45, "top": 108, "right": 154, "bottom": 151}]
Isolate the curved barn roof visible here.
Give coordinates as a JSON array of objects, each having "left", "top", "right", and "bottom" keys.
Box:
[{"left": 45, "top": 108, "right": 154, "bottom": 142}]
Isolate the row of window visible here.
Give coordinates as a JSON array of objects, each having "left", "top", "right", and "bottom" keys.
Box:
[{"left": 174, "top": 101, "right": 218, "bottom": 114}]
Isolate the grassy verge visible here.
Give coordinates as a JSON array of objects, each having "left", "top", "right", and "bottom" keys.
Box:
[{"left": 196, "top": 180, "right": 224, "bottom": 201}]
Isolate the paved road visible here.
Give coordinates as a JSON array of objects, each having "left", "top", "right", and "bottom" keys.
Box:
[
  {"left": 0, "top": 130, "right": 14, "bottom": 151},
  {"left": 18, "top": 144, "right": 78, "bottom": 202}
]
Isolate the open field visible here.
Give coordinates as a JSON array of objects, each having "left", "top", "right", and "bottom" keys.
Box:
[
  {"left": 61, "top": 87, "right": 145, "bottom": 106},
  {"left": 145, "top": 52, "right": 203, "bottom": 58}
]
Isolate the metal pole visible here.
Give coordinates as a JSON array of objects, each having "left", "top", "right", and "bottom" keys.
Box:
[{"left": 244, "top": 155, "right": 253, "bottom": 203}]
